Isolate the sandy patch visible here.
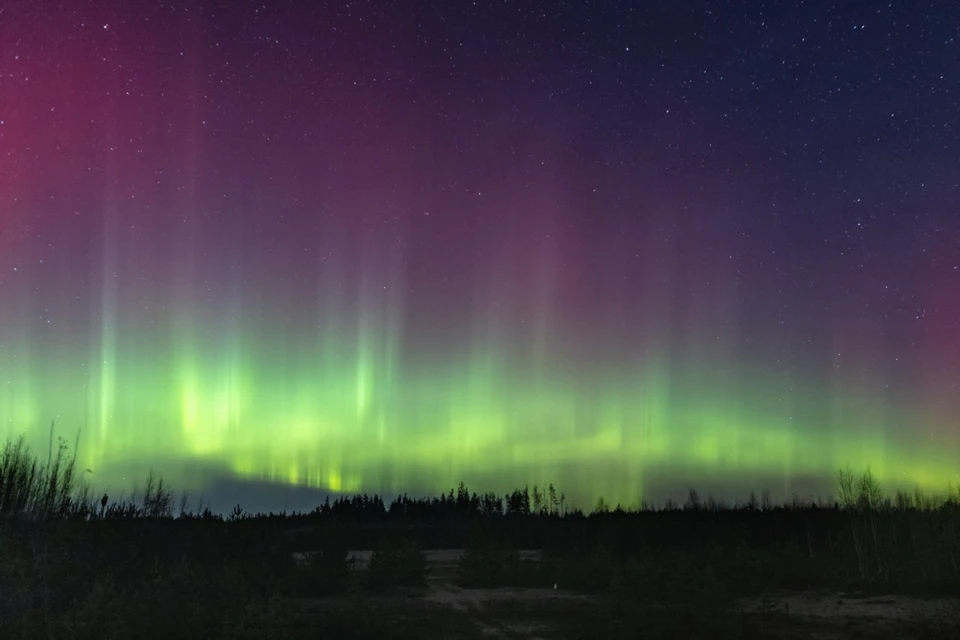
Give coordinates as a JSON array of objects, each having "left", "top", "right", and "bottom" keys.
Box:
[{"left": 739, "top": 591, "right": 960, "bottom": 622}]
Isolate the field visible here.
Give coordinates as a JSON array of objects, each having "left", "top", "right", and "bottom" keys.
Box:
[
  {"left": 1, "top": 436, "right": 959, "bottom": 639},
  {"left": 290, "top": 549, "right": 959, "bottom": 638}
]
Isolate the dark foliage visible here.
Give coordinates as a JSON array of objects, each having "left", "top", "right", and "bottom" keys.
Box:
[{"left": 365, "top": 538, "right": 428, "bottom": 591}]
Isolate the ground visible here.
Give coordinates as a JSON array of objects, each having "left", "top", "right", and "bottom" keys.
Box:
[{"left": 291, "top": 550, "right": 960, "bottom": 639}]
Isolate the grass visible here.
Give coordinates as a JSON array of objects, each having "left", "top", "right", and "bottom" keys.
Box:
[
  {"left": 365, "top": 539, "right": 429, "bottom": 591},
  {"left": 0, "top": 433, "right": 87, "bottom": 521},
  {"left": 294, "top": 540, "right": 354, "bottom": 596},
  {"left": 1, "top": 433, "right": 959, "bottom": 638}
]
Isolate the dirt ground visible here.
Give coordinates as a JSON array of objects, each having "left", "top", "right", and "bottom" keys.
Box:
[
  {"left": 738, "top": 590, "right": 960, "bottom": 621},
  {"left": 294, "top": 549, "right": 960, "bottom": 638}
]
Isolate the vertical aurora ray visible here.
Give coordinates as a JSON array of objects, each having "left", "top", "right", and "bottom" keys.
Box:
[
  {"left": 92, "top": 200, "right": 117, "bottom": 447},
  {"left": 81, "top": 125, "right": 123, "bottom": 477}
]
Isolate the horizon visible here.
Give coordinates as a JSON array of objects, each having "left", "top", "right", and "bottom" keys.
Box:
[
  {"left": 5, "top": 430, "right": 958, "bottom": 517},
  {"left": 2, "top": 1, "right": 958, "bottom": 513}
]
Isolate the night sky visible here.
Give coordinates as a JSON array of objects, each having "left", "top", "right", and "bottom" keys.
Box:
[{"left": 1, "top": 1, "right": 958, "bottom": 512}]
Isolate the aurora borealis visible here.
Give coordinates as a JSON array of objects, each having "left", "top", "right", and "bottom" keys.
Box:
[{"left": 1, "top": 1, "right": 958, "bottom": 511}]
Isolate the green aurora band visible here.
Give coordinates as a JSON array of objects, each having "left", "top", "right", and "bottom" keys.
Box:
[{"left": 2, "top": 300, "right": 958, "bottom": 508}]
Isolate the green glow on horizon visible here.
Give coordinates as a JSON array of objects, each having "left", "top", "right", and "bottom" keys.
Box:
[
  {"left": 0, "top": 217, "right": 957, "bottom": 508},
  {"left": 1, "top": 319, "right": 958, "bottom": 510}
]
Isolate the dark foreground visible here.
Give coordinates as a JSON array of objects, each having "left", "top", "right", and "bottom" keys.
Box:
[
  {"left": 2, "top": 438, "right": 959, "bottom": 638},
  {"left": 289, "top": 550, "right": 960, "bottom": 639},
  {"left": 4, "top": 507, "right": 960, "bottom": 639}
]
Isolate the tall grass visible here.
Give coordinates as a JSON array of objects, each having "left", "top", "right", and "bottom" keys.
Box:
[{"left": 0, "top": 433, "right": 92, "bottom": 521}]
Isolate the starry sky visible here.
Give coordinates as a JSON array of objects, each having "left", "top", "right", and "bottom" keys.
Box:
[{"left": 1, "top": 1, "right": 958, "bottom": 511}]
